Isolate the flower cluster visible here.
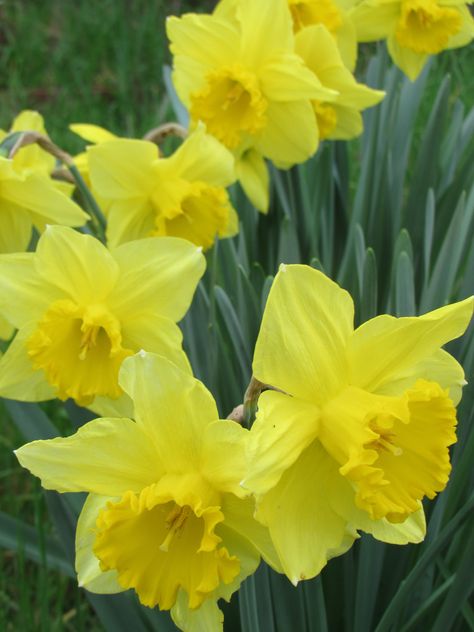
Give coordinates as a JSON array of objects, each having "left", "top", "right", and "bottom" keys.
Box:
[{"left": 1, "top": 1, "right": 473, "bottom": 631}]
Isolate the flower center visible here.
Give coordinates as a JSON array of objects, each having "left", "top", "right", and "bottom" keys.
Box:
[
  {"left": 395, "top": 0, "right": 462, "bottom": 54},
  {"left": 151, "top": 181, "right": 233, "bottom": 249},
  {"left": 190, "top": 65, "right": 267, "bottom": 149},
  {"left": 27, "top": 299, "right": 133, "bottom": 405},
  {"left": 94, "top": 484, "right": 240, "bottom": 610},
  {"left": 288, "top": 0, "right": 343, "bottom": 33},
  {"left": 313, "top": 101, "right": 338, "bottom": 140},
  {"left": 320, "top": 380, "right": 457, "bottom": 522}
]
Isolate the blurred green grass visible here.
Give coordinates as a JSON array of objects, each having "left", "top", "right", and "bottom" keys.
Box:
[
  {"left": 0, "top": 0, "right": 215, "bottom": 152},
  {"left": 0, "top": 1, "right": 472, "bottom": 629}
]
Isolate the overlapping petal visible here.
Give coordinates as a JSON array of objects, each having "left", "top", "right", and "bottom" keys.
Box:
[
  {"left": 253, "top": 264, "right": 354, "bottom": 404},
  {"left": 15, "top": 417, "right": 161, "bottom": 495}
]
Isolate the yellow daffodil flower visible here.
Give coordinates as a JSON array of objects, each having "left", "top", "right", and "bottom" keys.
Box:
[
  {"left": 244, "top": 264, "right": 472, "bottom": 583},
  {"left": 0, "top": 156, "right": 88, "bottom": 254},
  {"left": 295, "top": 25, "right": 385, "bottom": 140},
  {"left": 15, "top": 352, "right": 281, "bottom": 632},
  {"left": 0, "top": 226, "right": 205, "bottom": 413},
  {"left": 167, "top": 0, "right": 337, "bottom": 212},
  {"left": 87, "top": 127, "right": 238, "bottom": 250},
  {"left": 350, "top": 0, "right": 474, "bottom": 80}
]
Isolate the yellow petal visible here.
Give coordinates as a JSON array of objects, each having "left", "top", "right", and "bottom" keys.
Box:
[
  {"left": 373, "top": 348, "right": 466, "bottom": 406},
  {"left": 76, "top": 494, "right": 123, "bottom": 594},
  {"left": 387, "top": 34, "right": 428, "bottom": 81},
  {"left": 260, "top": 54, "right": 334, "bottom": 101},
  {"left": 0, "top": 325, "right": 56, "bottom": 401},
  {"left": 235, "top": 149, "right": 269, "bottom": 213},
  {"left": 167, "top": 14, "right": 239, "bottom": 73},
  {"left": 121, "top": 312, "right": 191, "bottom": 374},
  {"left": 105, "top": 198, "right": 155, "bottom": 247},
  {"left": 200, "top": 420, "right": 249, "bottom": 498},
  {"left": 69, "top": 123, "right": 118, "bottom": 144},
  {"left": 0, "top": 201, "right": 32, "bottom": 253},
  {"left": 35, "top": 226, "right": 119, "bottom": 305},
  {"left": 171, "top": 590, "right": 223, "bottom": 632},
  {"left": 220, "top": 494, "right": 283, "bottom": 573},
  {"left": 238, "top": 0, "right": 293, "bottom": 65},
  {"left": 118, "top": 353, "right": 219, "bottom": 472},
  {"left": 0, "top": 253, "right": 57, "bottom": 328},
  {"left": 245, "top": 390, "right": 320, "bottom": 495},
  {"left": 349, "top": 296, "right": 473, "bottom": 394},
  {"left": 256, "top": 99, "right": 319, "bottom": 167},
  {"left": 350, "top": 0, "right": 400, "bottom": 41},
  {"left": 88, "top": 139, "right": 157, "bottom": 199},
  {"left": 1, "top": 172, "right": 88, "bottom": 227},
  {"left": 253, "top": 264, "right": 354, "bottom": 405},
  {"left": 256, "top": 440, "right": 357, "bottom": 583},
  {"left": 110, "top": 236, "right": 205, "bottom": 321},
  {"left": 0, "top": 316, "right": 13, "bottom": 340},
  {"left": 15, "top": 417, "right": 162, "bottom": 495},
  {"left": 166, "top": 126, "right": 235, "bottom": 187},
  {"left": 336, "top": 16, "right": 358, "bottom": 71}
]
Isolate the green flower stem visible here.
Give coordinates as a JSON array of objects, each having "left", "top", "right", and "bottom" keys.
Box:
[{"left": 67, "top": 164, "right": 106, "bottom": 241}]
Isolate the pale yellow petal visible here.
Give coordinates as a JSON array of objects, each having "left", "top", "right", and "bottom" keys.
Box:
[
  {"left": 220, "top": 494, "right": 283, "bottom": 572},
  {"left": 374, "top": 348, "right": 466, "bottom": 405},
  {"left": 171, "top": 591, "right": 223, "bottom": 632},
  {"left": 0, "top": 325, "right": 56, "bottom": 401},
  {"left": 105, "top": 198, "right": 155, "bottom": 247},
  {"left": 0, "top": 316, "right": 13, "bottom": 340},
  {"left": 238, "top": 0, "right": 293, "bottom": 65},
  {"left": 200, "top": 420, "right": 249, "bottom": 498},
  {"left": 35, "top": 226, "right": 119, "bottom": 304},
  {"left": 350, "top": 0, "right": 400, "bottom": 41},
  {"left": 235, "top": 149, "right": 269, "bottom": 213},
  {"left": 88, "top": 139, "right": 157, "bottom": 199},
  {"left": 166, "top": 126, "right": 235, "bottom": 187},
  {"left": 245, "top": 390, "right": 320, "bottom": 495},
  {"left": 0, "top": 201, "right": 32, "bottom": 253},
  {"left": 1, "top": 172, "right": 88, "bottom": 227},
  {"left": 110, "top": 236, "right": 205, "bottom": 321},
  {"left": 15, "top": 417, "right": 162, "bottom": 495},
  {"left": 167, "top": 14, "right": 239, "bottom": 72},
  {"left": 0, "top": 253, "right": 59, "bottom": 326},
  {"left": 69, "top": 123, "right": 118, "bottom": 145},
  {"left": 387, "top": 34, "right": 428, "bottom": 81},
  {"left": 256, "top": 441, "right": 357, "bottom": 583},
  {"left": 76, "top": 494, "right": 123, "bottom": 594},
  {"left": 118, "top": 353, "right": 218, "bottom": 472},
  {"left": 349, "top": 297, "right": 473, "bottom": 394},
  {"left": 260, "top": 54, "right": 333, "bottom": 101},
  {"left": 121, "top": 313, "right": 191, "bottom": 374},
  {"left": 256, "top": 99, "right": 319, "bottom": 167},
  {"left": 253, "top": 265, "right": 354, "bottom": 405}
]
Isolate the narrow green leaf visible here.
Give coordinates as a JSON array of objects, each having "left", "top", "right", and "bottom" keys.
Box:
[{"left": 0, "top": 511, "right": 74, "bottom": 578}]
